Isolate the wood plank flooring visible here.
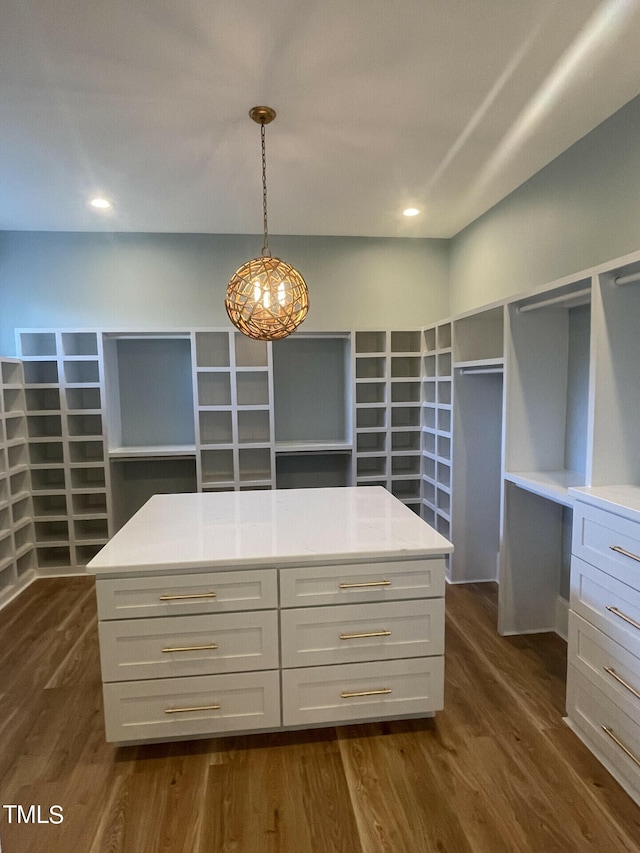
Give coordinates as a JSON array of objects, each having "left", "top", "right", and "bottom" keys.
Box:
[{"left": 0, "top": 577, "right": 638, "bottom": 852}]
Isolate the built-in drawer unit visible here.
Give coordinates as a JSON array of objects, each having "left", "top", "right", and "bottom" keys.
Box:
[
  {"left": 570, "top": 556, "right": 640, "bottom": 659},
  {"left": 566, "top": 489, "right": 640, "bottom": 807},
  {"left": 278, "top": 558, "right": 445, "bottom": 608},
  {"left": 103, "top": 669, "right": 281, "bottom": 743},
  {"left": 96, "top": 568, "right": 278, "bottom": 620},
  {"left": 566, "top": 667, "right": 640, "bottom": 803},
  {"left": 99, "top": 610, "right": 279, "bottom": 681},
  {"left": 280, "top": 598, "right": 444, "bottom": 668},
  {"left": 573, "top": 502, "right": 640, "bottom": 586},
  {"left": 282, "top": 656, "right": 444, "bottom": 727},
  {"left": 569, "top": 611, "right": 640, "bottom": 713},
  {"left": 95, "top": 555, "right": 447, "bottom": 744}
]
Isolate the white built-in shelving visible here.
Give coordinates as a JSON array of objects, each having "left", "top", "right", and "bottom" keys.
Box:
[
  {"left": 449, "top": 304, "right": 504, "bottom": 586},
  {"left": 195, "top": 331, "right": 274, "bottom": 492},
  {"left": 353, "top": 330, "right": 422, "bottom": 513},
  {"left": 0, "top": 357, "right": 37, "bottom": 604},
  {"left": 499, "top": 276, "right": 592, "bottom": 635},
  {"left": 420, "top": 322, "right": 453, "bottom": 536},
  {"left": 273, "top": 333, "right": 352, "bottom": 491},
  {"left": 16, "top": 330, "right": 111, "bottom": 570},
  {"left": 9, "top": 247, "right": 640, "bottom": 642}
]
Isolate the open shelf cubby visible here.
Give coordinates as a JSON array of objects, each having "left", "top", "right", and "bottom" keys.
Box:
[
  {"left": 505, "top": 280, "right": 591, "bottom": 502},
  {"left": 105, "top": 335, "right": 195, "bottom": 451}
]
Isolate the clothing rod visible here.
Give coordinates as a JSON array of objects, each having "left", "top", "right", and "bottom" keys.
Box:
[
  {"left": 517, "top": 287, "right": 591, "bottom": 313},
  {"left": 460, "top": 367, "right": 503, "bottom": 375},
  {"left": 613, "top": 271, "right": 640, "bottom": 287}
]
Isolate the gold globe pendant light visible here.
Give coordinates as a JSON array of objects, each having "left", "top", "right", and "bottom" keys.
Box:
[{"left": 226, "top": 107, "right": 309, "bottom": 341}]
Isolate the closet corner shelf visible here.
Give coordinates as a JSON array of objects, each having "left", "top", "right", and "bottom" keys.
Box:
[
  {"left": 504, "top": 469, "right": 585, "bottom": 506},
  {"left": 275, "top": 440, "right": 353, "bottom": 454},
  {"left": 453, "top": 357, "right": 504, "bottom": 371},
  {"left": 109, "top": 445, "right": 197, "bottom": 460}
]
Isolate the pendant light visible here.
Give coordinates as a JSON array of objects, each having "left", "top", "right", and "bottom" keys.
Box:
[{"left": 225, "top": 106, "right": 309, "bottom": 341}]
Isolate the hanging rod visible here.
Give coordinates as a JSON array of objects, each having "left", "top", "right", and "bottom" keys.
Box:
[
  {"left": 460, "top": 367, "right": 503, "bottom": 375},
  {"left": 613, "top": 270, "right": 640, "bottom": 287},
  {"left": 517, "top": 286, "right": 591, "bottom": 313}
]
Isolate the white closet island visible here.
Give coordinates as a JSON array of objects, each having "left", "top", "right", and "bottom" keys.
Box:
[{"left": 88, "top": 486, "right": 452, "bottom": 745}]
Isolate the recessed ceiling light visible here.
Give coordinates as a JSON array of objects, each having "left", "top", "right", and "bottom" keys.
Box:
[
  {"left": 89, "top": 196, "right": 112, "bottom": 210},
  {"left": 403, "top": 207, "right": 420, "bottom": 217}
]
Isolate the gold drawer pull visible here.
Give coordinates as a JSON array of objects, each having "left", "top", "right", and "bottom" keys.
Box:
[
  {"left": 159, "top": 592, "right": 217, "bottom": 601},
  {"left": 603, "top": 666, "right": 640, "bottom": 702},
  {"left": 341, "top": 688, "right": 392, "bottom": 699},
  {"left": 601, "top": 726, "right": 640, "bottom": 769},
  {"left": 162, "top": 643, "right": 219, "bottom": 653},
  {"left": 610, "top": 545, "right": 640, "bottom": 564},
  {"left": 339, "top": 580, "right": 391, "bottom": 589},
  {"left": 165, "top": 703, "right": 221, "bottom": 714},
  {"left": 339, "top": 630, "right": 391, "bottom": 640},
  {"left": 606, "top": 605, "right": 640, "bottom": 632}
]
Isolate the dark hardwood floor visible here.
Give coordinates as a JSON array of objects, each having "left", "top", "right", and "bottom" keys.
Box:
[{"left": 0, "top": 577, "right": 638, "bottom": 852}]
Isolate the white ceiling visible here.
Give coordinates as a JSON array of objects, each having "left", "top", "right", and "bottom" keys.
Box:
[{"left": 2, "top": 0, "right": 640, "bottom": 239}]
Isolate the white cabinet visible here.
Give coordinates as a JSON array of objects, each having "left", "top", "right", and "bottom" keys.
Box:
[
  {"left": 103, "top": 670, "right": 281, "bottom": 743},
  {"left": 91, "top": 488, "right": 450, "bottom": 745},
  {"left": 97, "top": 565, "right": 280, "bottom": 743},
  {"left": 279, "top": 553, "right": 445, "bottom": 728},
  {"left": 282, "top": 656, "right": 444, "bottom": 728},
  {"left": 97, "top": 555, "right": 446, "bottom": 744},
  {"left": 566, "top": 488, "right": 640, "bottom": 806}
]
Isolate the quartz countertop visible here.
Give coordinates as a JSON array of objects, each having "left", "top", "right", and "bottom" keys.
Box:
[
  {"left": 88, "top": 486, "right": 453, "bottom": 576},
  {"left": 569, "top": 484, "right": 640, "bottom": 524}
]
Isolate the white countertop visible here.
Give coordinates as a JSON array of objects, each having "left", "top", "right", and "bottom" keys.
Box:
[
  {"left": 569, "top": 484, "right": 640, "bottom": 524},
  {"left": 88, "top": 486, "right": 453, "bottom": 576}
]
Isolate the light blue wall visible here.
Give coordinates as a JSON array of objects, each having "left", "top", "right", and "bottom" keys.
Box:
[
  {"left": 450, "top": 94, "right": 640, "bottom": 314},
  {"left": 0, "top": 232, "right": 449, "bottom": 355},
  {"left": 2, "top": 92, "right": 640, "bottom": 352}
]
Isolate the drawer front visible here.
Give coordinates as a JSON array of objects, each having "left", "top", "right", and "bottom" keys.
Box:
[
  {"left": 569, "top": 611, "right": 640, "bottom": 715},
  {"left": 99, "top": 610, "right": 279, "bottom": 682},
  {"left": 573, "top": 503, "right": 640, "bottom": 589},
  {"left": 282, "top": 656, "right": 444, "bottom": 727},
  {"left": 566, "top": 666, "right": 640, "bottom": 804},
  {"left": 280, "top": 598, "right": 444, "bottom": 669},
  {"left": 570, "top": 556, "right": 640, "bottom": 659},
  {"left": 102, "top": 670, "right": 281, "bottom": 744},
  {"left": 279, "top": 558, "right": 445, "bottom": 608},
  {"left": 96, "top": 568, "right": 278, "bottom": 620}
]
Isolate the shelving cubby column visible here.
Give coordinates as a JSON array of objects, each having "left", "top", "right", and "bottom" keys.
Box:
[
  {"left": 353, "top": 331, "right": 389, "bottom": 490},
  {"left": 389, "top": 330, "right": 422, "bottom": 513},
  {"left": 233, "top": 332, "right": 274, "bottom": 490},
  {"left": 15, "top": 332, "right": 68, "bottom": 572},
  {"left": 194, "top": 331, "right": 234, "bottom": 491},
  {"left": 0, "top": 357, "right": 37, "bottom": 605},
  {"left": 194, "top": 330, "right": 275, "bottom": 492},
  {"left": 420, "top": 322, "right": 452, "bottom": 538},
  {"left": 16, "top": 329, "right": 112, "bottom": 572},
  {"left": 353, "top": 330, "right": 421, "bottom": 513},
  {"left": 62, "top": 331, "right": 111, "bottom": 567}
]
